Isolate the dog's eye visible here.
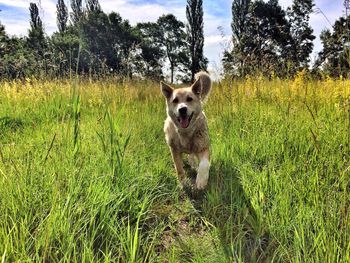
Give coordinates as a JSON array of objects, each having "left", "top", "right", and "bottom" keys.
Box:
[
  {"left": 173, "top": 98, "right": 179, "bottom": 103},
  {"left": 187, "top": 97, "right": 193, "bottom": 102}
]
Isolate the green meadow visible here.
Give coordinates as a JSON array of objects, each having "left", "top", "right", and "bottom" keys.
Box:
[{"left": 0, "top": 75, "right": 349, "bottom": 262}]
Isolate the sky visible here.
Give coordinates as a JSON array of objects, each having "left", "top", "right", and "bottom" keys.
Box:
[{"left": 0, "top": 0, "right": 345, "bottom": 78}]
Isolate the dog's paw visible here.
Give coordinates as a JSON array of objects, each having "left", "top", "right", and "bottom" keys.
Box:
[
  {"left": 196, "top": 158, "right": 209, "bottom": 189},
  {"left": 195, "top": 176, "right": 208, "bottom": 190}
]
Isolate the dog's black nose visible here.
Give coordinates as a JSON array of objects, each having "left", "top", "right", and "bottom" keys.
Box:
[{"left": 179, "top": 107, "right": 187, "bottom": 116}]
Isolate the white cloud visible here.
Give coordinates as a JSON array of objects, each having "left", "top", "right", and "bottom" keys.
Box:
[
  {"left": 0, "top": 0, "right": 29, "bottom": 9},
  {"left": 1, "top": 19, "right": 29, "bottom": 36}
]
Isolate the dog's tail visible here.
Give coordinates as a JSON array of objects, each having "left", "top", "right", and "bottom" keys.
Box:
[{"left": 195, "top": 71, "right": 212, "bottom": 104}]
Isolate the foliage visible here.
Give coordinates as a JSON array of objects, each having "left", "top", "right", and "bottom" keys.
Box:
[
  {"left": 57, "top": 0, "right": 68, "bottom": 33},
  {"left": 49, "top": 26, "right": 81, "bottom": 77},
  {"left": 186, "top": 0, "right": 208, "bottom": 82},
  {"left": 223, "top": 0, "right": 251, "bottom": 77},
  {"left": 316, "top": 15, "right": 350, "bottom": 77},
  {"left": 86, "top": 0, "right": 101, "bottom": 13},
  {"left": 134, "top": 22, "right": 164, "bottom": 80},
  {"left": 0, "top": 1, "right": 193, "bottom": 80},
  {"left": 70, "top": 0, "right": 84, "bottom": 25},
  {"left": 28, "top": 3, "right": 46, "bottom": 58},
  {"left": 80, "top": 10, "right": 121, "bottom": 75},
  {"left": 287, "top": 0, "right": 315, "bottom": 71},
  {"left": 0, "top": 0, "right": 349, "bottom": 80},
  {"left": 157, "top": 14, "right": 190, "bottom": 83},
  {"left": 224, "top": 0, "right": 292, "bottom": 78}
]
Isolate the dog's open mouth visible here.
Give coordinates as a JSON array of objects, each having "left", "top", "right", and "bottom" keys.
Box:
[{"left": 178, "top": 113, "right": 194, "bottom": 129}]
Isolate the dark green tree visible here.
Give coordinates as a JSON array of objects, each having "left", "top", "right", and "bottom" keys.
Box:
[
  {"left": 108, "top": 12, "right": 138, "bottom": 77},
  {"left": 227, "top": 0, "right": 291, "bottom": 77},
  {"left": 28, "top": 3, "right": 46, "bottom": 57},
  {"left": 315, "top": 15, "right": 350, "bottom": 77},
  {"left": 0, "top": 23, "right": 36, "bottom": 79},
  {"left": 50, "top": 26, "right": 81, "bottom": 77},
  {"left": 71, "top": 0, "right": 83, "bottom": 25},
  {"left": 79, "top": 10, "right": 140, "bottom": 76},
  {"left": 186, "top": 0, "right": 207, "bottom": 82},
  {"left": 223, "top": 0, "right": 251, "bottom": 77},
  {"left": 0, "top": 22, "right": 8, "bottom": 76},
  {"left": 57, "top": 0, "right": 68, "bottom": 33},
  {"left": 345, "top": 0, "right": 350, "bottom": 16},
  {"left": 0, "top": 22, "right": 6, "bottom": 57},
  {"left": 81, "top": 11, "right": 118, "bottom": 74},
  {"left": 157, "top": 14, "right": 189, "bottom": 83},
  {"left": 224, "top": 0, "right": 292, "bottom": 77},
  {"left": 134, "top": 22, "right": 164, "bottom": 80},
  {"left": 86, "top": 0, "right": 101, "bottom": 13},
  {"left": 287, "top": 0, "right": 315, "bottom": 70}
]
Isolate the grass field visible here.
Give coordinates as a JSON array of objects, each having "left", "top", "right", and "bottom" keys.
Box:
[{"left": 0, "top": 73, "right": 350, "bottom": 262}]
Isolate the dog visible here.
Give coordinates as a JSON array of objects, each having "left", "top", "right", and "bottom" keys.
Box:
[{"left": 161, "top": 72, "right": 212, "bottom": 189}]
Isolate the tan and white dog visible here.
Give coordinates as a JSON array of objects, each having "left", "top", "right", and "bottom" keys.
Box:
[{"left": 161, "top": 72, "right": 212, "bottom": 189}]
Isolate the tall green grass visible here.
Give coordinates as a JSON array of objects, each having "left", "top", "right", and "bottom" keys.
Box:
[{"left": 0, "top": 75, "right": 349, "bottom": 262}]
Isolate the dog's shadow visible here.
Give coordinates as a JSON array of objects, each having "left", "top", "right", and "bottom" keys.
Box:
[
  {"left": 181, "top": 160, "right": 200, "bottom": 196},
  {"left": 181, "top": 159, "right": 272, "bottom": 262}
]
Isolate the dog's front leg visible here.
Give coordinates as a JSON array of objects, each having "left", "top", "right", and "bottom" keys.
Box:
[
  {"left": 196, "top": 149, "right": 210, "bottom": 189},
  {"left": 170, "top": 148, "right": 185, "bottom": 182},
  {"left": 188, "top": 153, "right": 198, "bottom": 169}
]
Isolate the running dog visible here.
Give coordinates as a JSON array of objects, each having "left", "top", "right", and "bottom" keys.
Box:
[{"left": 161, "top": 72, "right": 212, "bottom": 189}]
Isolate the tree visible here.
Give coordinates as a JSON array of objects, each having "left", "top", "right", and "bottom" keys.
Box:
[
  {"left": 157, "top": 14, "right": 189, "bottom": 83},
  {"left": 57, "top": 0, "right": 68, "bottom": 33},
  {"left": 315, "top": 16, "right": 350, "bottom": 77},
  {"left": 79, "top": 10, "right": 140, "bottom": 76},
  {"left": 0, "top": 22, "right": 6, "bottom": 57},
  {"left": 0, "top": 22, "right": 8, "bottom": 76},
  {"left": 345, "top": 0, "right": 350, "bottom": 16},
  {"left": 224, "top": 0, "right": 251, "bottom": 77},
  {"left": 0, "top": 22, "right": 37, "bottom": 79},
  {"left": 108, "top": 12, "right": 138, "bottom": 77},
  {"left": 186, "top": 0, "right": 207, "bottom": 82},
  {"left": 287, "top": 0, "right": 315, "bottom": 71},
  {"left": 86, "top": 0, "right": 101, "bottom": 13},
  {"left": 224, "top": 0, "right": 292, "bottom": 77},
  {"left": 81, "top": 11, "right": 118, "bottom": 74},
  {"left": 71, "top": 0, "right": 83, "bottom": 25},
  {"left": 50, "top": 26, "right": 81, "bottom": 77},
  {"left": 28, "top": 3, "right": 46, "bottom": 57},
  {"left": 135, "top": 22, "right": 164, "bottom": 80},
  {"left": 314, "top": 0, "right": 350, "bottom": 77},
  {"left": 251, "top": 0, "right": 292, "bottom": 76}
]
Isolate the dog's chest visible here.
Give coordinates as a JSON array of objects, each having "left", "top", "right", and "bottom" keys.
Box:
[{"left": 177, "top": 128, "right": 208, "bottom": 153}]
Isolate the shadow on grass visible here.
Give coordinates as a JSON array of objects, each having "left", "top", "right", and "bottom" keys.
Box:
[
  {"left": 0, "top": 116, "right": 24, "bottom": 133},
  {"left": 183, "top": 159, "right": 273, "bottom": 262}
]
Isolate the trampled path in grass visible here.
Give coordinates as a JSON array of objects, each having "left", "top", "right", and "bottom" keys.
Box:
[{"left": 0, "top": 74, "right": 349, "bottom": 262}]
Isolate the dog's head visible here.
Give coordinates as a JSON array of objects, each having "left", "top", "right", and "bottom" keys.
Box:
[{"left": 161, "top": 72, "right": 211, "bottom": 130}]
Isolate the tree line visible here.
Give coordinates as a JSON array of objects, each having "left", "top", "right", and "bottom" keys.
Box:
[
  {"left": 0, "top": 0, "right": 206, "bottom": 82},
  {"left": 225, "top": 0, "right": 350, "bottom": 78},
  {"left": 0, "top": 0, "right": 350, "bottom": 81}
]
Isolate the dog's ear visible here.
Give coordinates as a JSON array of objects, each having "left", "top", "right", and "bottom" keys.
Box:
[
  {"left": 191, "top": 79, "right": 202, "bottom": 97},
  {"left": 161, "top": 82, "right": 174, "bottom": 99},
  {"left": 195, "top": 71, "right": 211, "bottom": 103}
]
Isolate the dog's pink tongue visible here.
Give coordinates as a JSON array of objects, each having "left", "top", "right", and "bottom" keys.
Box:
[{"left": 180, "top": 117, "right": 190, "bottom": 128}]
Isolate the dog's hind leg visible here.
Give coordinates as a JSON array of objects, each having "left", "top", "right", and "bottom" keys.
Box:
[
  {"left": 196, "top": 149, "right": 210, "bottom": 189},
  {"left": 170, "top": 148, "right": 185, "bottom": 182},
  {"left": 188, "top": 153, "right": 198, "bottom": 169}
]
